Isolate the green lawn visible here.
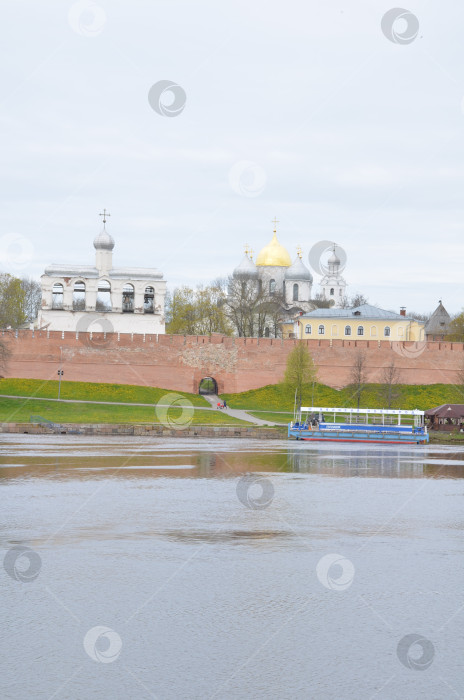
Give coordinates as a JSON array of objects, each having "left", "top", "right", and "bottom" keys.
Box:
[
  {"left": 0, "top": 378, "right": 209, "bottom": 407},
  {"left": 248, "top": 411, "right": 293, "bottom": 424},
  {"left": 222, "top": 382, "right": 464, "bottom": 412},
  {"left": 0, "top": 397, "right": 250, "bottom": 425}
]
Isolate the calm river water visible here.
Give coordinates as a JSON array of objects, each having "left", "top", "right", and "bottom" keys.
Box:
[{"left": 1, "top": 435, "right": 464, "bottom": 699}]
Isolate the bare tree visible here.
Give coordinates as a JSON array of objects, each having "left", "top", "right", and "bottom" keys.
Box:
[
  {"left": 340, "top": 292, "right": 369, "bottom": 309},
  {"left": 348, "top": 350, "right": 368, "bottom": 410},
  {"left": 223, "top": 276, "right": 286, "bottom": 337},
  {"left": 379, "top": 360, "right": 402, "bottom": 408},
  {"left": 311, "top": 294, "right": 333, "bottom": 309}
]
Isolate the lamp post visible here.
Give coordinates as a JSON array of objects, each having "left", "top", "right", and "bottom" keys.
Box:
[
  {"left": 57, "top": 346, "right": 63, "bottom": 400},
  {"left": 57, "top": 370, "right": 64, "bottom": 399}
]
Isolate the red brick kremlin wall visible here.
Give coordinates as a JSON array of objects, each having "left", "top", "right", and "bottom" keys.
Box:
[{"left": 2, "top": 330, "right": 464, "bottom": 393}]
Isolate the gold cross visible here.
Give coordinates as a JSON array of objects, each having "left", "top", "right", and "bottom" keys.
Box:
[
  {"left": 296, "top": 245, "right": 302, "bottom": 259},
  {"left": 99, "top": 208, "right": 111, "bottom": 225},
  {"left": 272, "top": 216, "right": 279, "bottom": 231}
]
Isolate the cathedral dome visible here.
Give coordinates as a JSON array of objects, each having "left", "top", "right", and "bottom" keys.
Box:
[
  {"left": 256, "top": 232, "right": 291, "bottom": 267},
  {"left": 285, "top": 255, "right": 313, "bottom": 282},
  {"left": 94, "top": 228, "right": 115, "bottom": 251},
  {"left": 328, "top": 248, "right": 340, "bottom": 265},
  {"left": 233, "top": 254, "right": 258, "bottom": 279}
]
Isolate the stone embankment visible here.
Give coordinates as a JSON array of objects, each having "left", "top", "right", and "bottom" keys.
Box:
[{"left": 0, "top": 423, "right": 287, "bottom": 438}]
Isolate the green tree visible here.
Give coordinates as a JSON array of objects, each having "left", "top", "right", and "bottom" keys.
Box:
[
  {"left": 447, "top": 311, "right": 464, "bottom": 342},
  {"left": 20, "top": 277, "right": 42, "bottom": 323},
  {"left": 166, "top": 283, "right": 232, "bottom": 335},
  {"left": 0, "top": 274, "right": 26, "bottom": 328},
  {"left": 283, "top": 342, "right": 318, "bottom": 408}
]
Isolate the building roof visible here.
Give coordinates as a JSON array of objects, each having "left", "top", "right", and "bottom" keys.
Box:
[
  {"left": 424, "top": 301, "right": 451, "bottom": 335},
  {"left": 43, "top": 265, "right": 163, "bottom": 280},
  {"left": 233, "top": 253, "right": 258, "bottom": 279},
  {"left": 301, "top": 303, "right": 419, "bottom": 321},
  {"left": 425, "top": 404, "right": 464, "bottom": 418},
  {"left": 285, "top": 255, "right": 313, "bottom": 282},
  {"left": 256, "top": 231, "right": 291, "bottom": 267},
  {"left": 94, "top": 227, "right": 115, "bottom": 251}
]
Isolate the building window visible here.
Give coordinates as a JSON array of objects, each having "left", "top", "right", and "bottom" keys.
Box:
[
  {"left": 269, "top": 279, "right": 276, "bottom": 294},
  {"left": 345, "top": 325, "right": 351, "bottom": 336},
  {"left": 339, "top": 289, "right": 342, "bottom": 295},
  {"left": 357, "top": 326, "right": 364, "bottom": 336},
  {"left": 305, "top": 324, "right": 312, "bottom": 335},
  {"left": 370, "top": 326, "right": 377, "bottom": 337},
  {"left": 398, "top": 327, "right": 404, "bottom": 337},
  {"left": 72, "top": 281, "right": 85, "bottom": 311},
  {"left": 330, "top": 288, "right": 334, "bottom": 296},
  {"left": 96, "top": 280, "right": 111, "bottom": 311},
  {"left": 384, "top": 326, "right": 391, "bottom": 337},
  {"left": 264, "top": 327, "right": 270, "bottom": 337},
  {"left": 122, "top": 283, "right": 134, "bottom": 312},
  {"left": 293, "top": 283, "right": 298, "bottom": 301},
  {"left": 52, "top": 283, "right": 64, "bottom": 309},
  {"left": 318, "top": 324, "right": 325, "bottom": 335},
  {"left": 332, "top": 325, "right": 338, "bottom": 336},
  {"left": 144, "top": 286, "right": 154, "bottom": 313}
]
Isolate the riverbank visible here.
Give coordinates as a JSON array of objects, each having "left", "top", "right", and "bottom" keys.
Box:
[
  {"left": 0, "top": 422, "right": 287, "bottom": 438},
  {"left": 0, "top": 421, "right": 462, "bottom": 444}
]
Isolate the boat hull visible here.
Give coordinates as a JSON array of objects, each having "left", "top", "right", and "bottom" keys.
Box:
[{"left": 288, "top": 428, "right": 429, "bottom": 445}]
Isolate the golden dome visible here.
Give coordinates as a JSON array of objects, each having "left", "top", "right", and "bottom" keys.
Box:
[{"left": 256, "top": 231, "right": 292, "bottom": 267}]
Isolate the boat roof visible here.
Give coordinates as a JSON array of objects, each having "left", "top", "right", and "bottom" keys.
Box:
[{"left": 300, "top": 406, "right": 425, "bottom": 416}]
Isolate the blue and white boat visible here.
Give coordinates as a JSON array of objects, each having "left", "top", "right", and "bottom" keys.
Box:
[{"left": 288, "top": 407, "right": 429, "bottom": 444}]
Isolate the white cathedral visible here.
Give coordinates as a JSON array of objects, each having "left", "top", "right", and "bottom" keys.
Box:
[{"left": 232, "top": 224, "right": 347, "bottom": 313}]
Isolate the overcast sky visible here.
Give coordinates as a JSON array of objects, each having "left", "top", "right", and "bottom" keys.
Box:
[{"left": 1, "top": 0, "right": 463, "bottom": 314}]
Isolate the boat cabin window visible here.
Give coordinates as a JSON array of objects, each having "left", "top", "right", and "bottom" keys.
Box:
[
  {"left": 344, "top": 325, "right": 351, "bottom": 336},
  {"left": 384, "top": 326, "right": 391, "bottom": 337},
  {"left": 357, "top": 326, "right": 364, "bottom": 336},
  {"left": 318, "top": 324, "right": 325, "bottom": 335},
  {"left": 305, "top": 324, "right": 311, "bottom": 335}
]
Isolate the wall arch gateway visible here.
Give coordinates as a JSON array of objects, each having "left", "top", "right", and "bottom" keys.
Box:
[{"left": 199, "top": 377, "right": 218, "bottom": 395}]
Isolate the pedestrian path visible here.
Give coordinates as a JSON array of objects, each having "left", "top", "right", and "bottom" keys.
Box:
[{"left": 202, "top": 394, "right": 282, "bottom": 426}]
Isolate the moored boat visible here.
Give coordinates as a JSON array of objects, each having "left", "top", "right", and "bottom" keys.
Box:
[{"left": 288, "top": 407, "right": 429, "bottom": 444}]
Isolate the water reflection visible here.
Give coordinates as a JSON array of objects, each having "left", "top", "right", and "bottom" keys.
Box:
[{"left": 0, "top": 436, "right": 463, "bottom": 480}]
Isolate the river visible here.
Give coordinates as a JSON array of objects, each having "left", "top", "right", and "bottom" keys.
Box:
[{"left": 1, "top": 435, "right": 463, "bottom": 699}]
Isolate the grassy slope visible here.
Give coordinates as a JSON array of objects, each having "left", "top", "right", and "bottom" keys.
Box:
[
  {"left": 222, "top": 382, "right": 464, "bottom": 412},
  {"left": 0, "top": 397, "right": 249, "bottom": 425},
  {"left": 0, "top": 378, "right": 209, "bottom": 407}
]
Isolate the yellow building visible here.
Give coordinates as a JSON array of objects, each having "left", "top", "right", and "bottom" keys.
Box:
[{"left": 282, "top": 304, "right": 425, "bottom": 341}]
